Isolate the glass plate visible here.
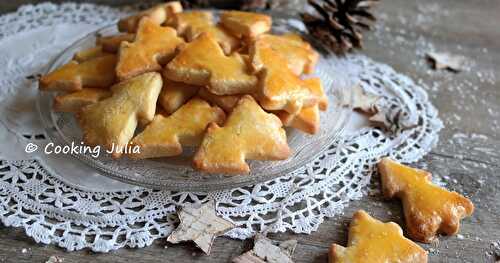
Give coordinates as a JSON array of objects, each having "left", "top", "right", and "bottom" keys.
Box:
[{"left": 37, "top": 14, "right": 353, "bottom": 192}]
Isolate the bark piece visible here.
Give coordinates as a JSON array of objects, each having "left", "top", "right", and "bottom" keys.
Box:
[
  {"left": 233, "top": 234, "right": 297, "bottom": 263},
  {"left": 167, "top": 201, "right": 235, "bottom": 255}
]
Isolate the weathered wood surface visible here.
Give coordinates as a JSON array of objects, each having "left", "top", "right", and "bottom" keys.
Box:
[{"left": 0, "top": 0, "right": 499, "bottom": 262}]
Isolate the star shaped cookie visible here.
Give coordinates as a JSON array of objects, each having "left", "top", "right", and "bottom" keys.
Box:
[
  {"left": 378, "top": 158, "right": 475, "bottom": 243},
  {"left": 165, "top": 33, "right": 257, "bottom": 96},
  {"left": 167, "top": 201, "right": 235, "bottom": 255},
  {"left": 129, "top": 98, "right": 225, "bottom": 159},
  {"left": 39, "top": 54, "right": 117, "bottom": 91},
  {"left": 77, "top": 72, "right": 163, "bottom": 158},
  {"left": 116, "top": 17, "right": 184, "bottom": 80},
  {"left": 193, "top": 95, "right": 290, "bottom": 174},
  {"left": 220, "top": 11, "right": 271, "bottom": 39},
  {"left": 330, "top": 210, "right": 428, "bottom": 263}
]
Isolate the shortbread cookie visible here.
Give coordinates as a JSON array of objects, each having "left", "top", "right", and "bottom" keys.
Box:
[
  {"left": 197, "top": 87, "right": 240, "bottom": 112},
  {"left": 77, "top": 72, "right": 162, "bottom": 158},
  {"left": 170, "top": 11, "right": 239, "bottom": 54},
  {"left": 73, "top": 46, "right": 108, "bottom": 62},
  {"left": 165, "top": 33, "right": 257, "bottom": 95},
  {"left": 96, "top": 33, "right": 135, "bottom": 53},
  {"left": 118, "top": 1, "right": 182, "bottom": 33},
  {"left": 250, "top": 40, "right": 319, "bottom": 114},
  {"left": 39, "top": 54, "right": 117, "bottom": 91},
  {"left": 159, "top": 79, "right": 200, "bottom": 114},
  {"left": 129, "top": 98, "right": 225, "bottom": 159},
  {"left": 258, "top": 33, "right": 319, "bottom": 75},
  {"left": 378, "top": 158, "right": 474, "bottom": 243},
  {"left": 116, "top": 18, "right": 184, "bottom": 80},
  {"left": 220, "top": 11, "right": 271, "bottom": 39},
  {"left": 330, "top": 210, "right": 428, "bottom": 263},
  {"left": 276, "top": 105, "right": 320, "bottom": 135},
  {"left": 193, "top": 95, "right": 290, "bottom": 174},
  {"left": 53, "top": 88, "right": 111, "bottom": 113}
]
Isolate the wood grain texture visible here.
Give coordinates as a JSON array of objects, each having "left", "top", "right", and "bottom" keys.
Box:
[{"left": 0, "top": 0, "right": 499, "bottom": 262}]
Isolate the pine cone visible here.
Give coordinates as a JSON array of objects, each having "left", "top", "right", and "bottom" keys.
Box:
[{"left": 301, "top": 0, "right": 379, "bottom": 55}]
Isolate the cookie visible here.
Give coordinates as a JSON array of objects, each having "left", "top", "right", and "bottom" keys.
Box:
[
  {"left": 250, "top": 40, "right": 320, "bottom": 114},
  {"left": 193, "top": 95, "right": 290, "bottom": 174},
  {"left": 39, "top": 54, "right": 117, "bottom": 91},
  {"left": 77, "top": 72, "right": 162, "bottom": 158},
  {"left": 96, "top": 33, "right": 135, "bottom": 53},
  {"left": 276, "top": 105, "right": 320, "bottom": 135},
  {"left": 258, "top": 33, "right": 319, "bottom": 75},
  {"left": 197, "top": 87, "right": 241, "bottom": 113},
  {"left": 378, "top": 158, "right": 474, "bottom": 243},
  {"left": 165, "top": 33, "right": 257, "bottom": 96},
  {"left": 117, "top": 1, "right": 183, "bottom": 33},
  {"left": 220, "top": 11, "right": 271, "bottom": 39},
  {"left": 330, "top": 210, "right": 428, "bottom": 263},
  {"left": 116, "top": 17, "right": 184, "bottom": 80},
  {"left": 170, "top": 11, "right": 239, "bottom": 54},
  {"left": 159, "top": 78, "right": 200, "bottom": 114},
  {"left": 73, "top": 46, "right": 108, "bottom": 62},
  {"left": 53, "top": 88, "right": 111, "bottom": 113},
  {"left": 129, "top": 98, "right": 225, "bottom": 159}
]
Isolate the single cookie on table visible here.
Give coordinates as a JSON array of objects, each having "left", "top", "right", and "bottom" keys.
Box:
[
  {"left": 96, "top": 33, "right": 135, "bottom": 53},
  {"left": 73, "top": 46, "right": 109, "bottom": 62},
  {"left": 117, "top": 1, "right": 182, "bottom": 33},
  {"left": 53, "top": 88, "right": 111, "bottom": 113},
  {"left": 129, "top": 98, "right": 226, "bottom": 159},
  {"left": 330, "top": 210, "right": 428, "bottom": 263},
  {"left": 39, "top": 54, "right": 117, "bottom": 92},
  {"left": 274, "top": 78, "right": 327, "bottom": 134},
  {"left": 257, "top": 33, "right": 319, "bottom": 75},
  {"left": 197, "top": 87, "right": 241, "bottom": 113},
  {"left": 77, "top": 72, "right": 162, "bottom": 158},
  {"left": 378, "top": 158, "right": 474, "bottom": 243},
  {"left": 116, "top": 17, "right": 184, "bottom": 80},
  {"left": 193, "top": 95, "right": 290, "bottom": 174},
  {"left": 165, "top": 33, "right": 257, "bottom": 96},
  {"left": 220, "top": 10, "right": 271, "bottom": 39},
  {"left": 169, "top": 11, "right": 239, "bottom": 54},
  {"left": 159, "top": 78, "right": 200, "bottom": 114},
  {"left": 250, "top": 39, "right": 320, "bottom": 114}
]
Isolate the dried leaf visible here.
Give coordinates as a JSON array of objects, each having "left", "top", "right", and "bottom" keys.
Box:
[
  {"left": 426, "top": 52, "right": 465, "bottom": 72},
  {"left": 167, "top": 200, "right": 235, "bottom": 255},
  {"left": 45, "top": 256, "right": 64, "bottom": 263},
  {"left": 342, "top": 84, "right": 381, "bottom": 114},
  {"left": 232, "top": 234, "right": 297, "bottom": 263}
]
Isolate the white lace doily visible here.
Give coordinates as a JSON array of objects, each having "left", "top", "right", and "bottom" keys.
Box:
[{"left": 0, "top": 2, "right": 443, "bottom": 252}]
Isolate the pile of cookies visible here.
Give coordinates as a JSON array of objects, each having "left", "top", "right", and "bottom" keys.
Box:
[{"left": 39, "top": 1, "right": 326, "bottom": 174}]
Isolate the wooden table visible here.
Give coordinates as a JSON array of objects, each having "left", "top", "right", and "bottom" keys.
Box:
[{"left": 0, "top": 0, "right": 499, "bottom": 262}]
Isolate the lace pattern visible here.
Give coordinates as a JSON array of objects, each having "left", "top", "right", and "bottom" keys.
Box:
[{"left": 0, "top": 2, "right": 442, "bottom": 252}]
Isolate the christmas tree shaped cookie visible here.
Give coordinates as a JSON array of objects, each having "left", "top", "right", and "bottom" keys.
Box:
[
  {"left": 53, "top": 88, "right": 111, "bottom": 113},
  {"left": 117, "top": 1, "right": 183, "bottom": 33},
  {"left": 378, "top": 158, "right": 474, "bottom": 243},
  {"left": 39, "top": 54, "right": 116, "bottom": 91},
  {"left": 116, "top": 17, "right": 184, "bottom": 80},
  {"left": 129, "top": 98, "right": 225, "bottom": 159},
  {"left": 158, "top": 79, "right": 200, "bottom": 114},
  {"left": 165, "top": 33, "right": 257, "bottom": 95},
  {"left": 193, "top": 95, "right": 290, "bottom": 174},
  {"left": 220, "top": 10, "right": 271, "bottom": 38},
  {"left": 170, "top": 11, "right": 239, "bottom": 54},
  {"left": 330, "top": 210, "right": 428, "bottom": 263},
  {"left": 77, "top": 72, "right": 162, "bottom": 158}
]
